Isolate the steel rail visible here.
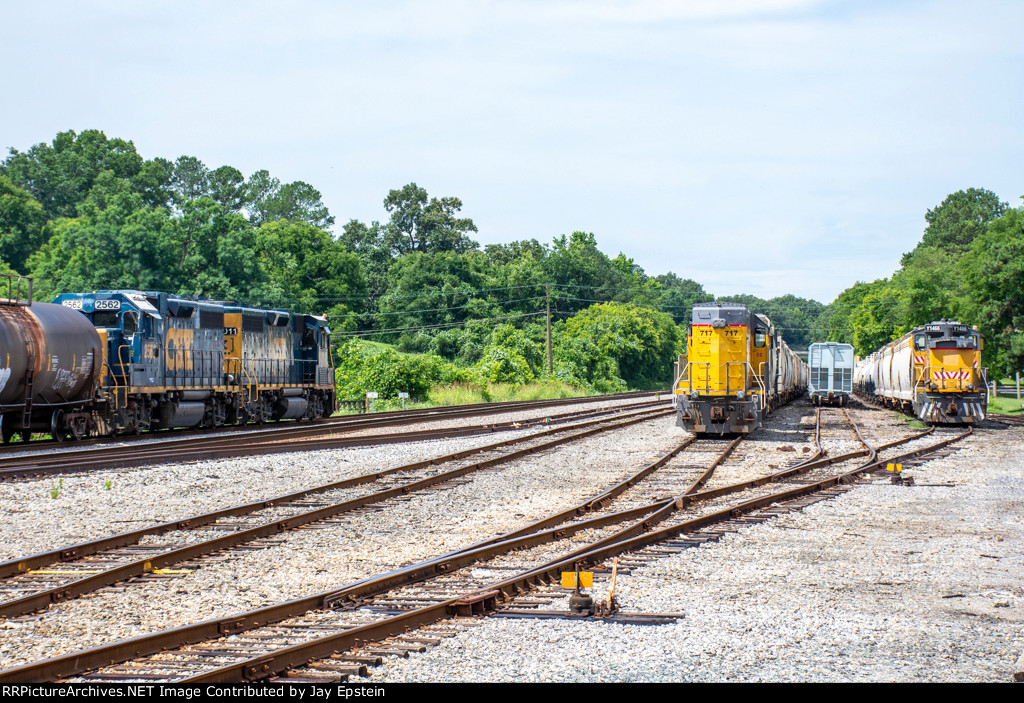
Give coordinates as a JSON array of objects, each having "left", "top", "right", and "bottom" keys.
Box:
[
  {"left": 0, "top": 407, "right": 672, "bottom": 619},
  {"left": 184, "top": 419, "right": 971, "bottom": 683},
  {"left": 0, "top": 428, "right": 721, "bottom": 683},
  {"left": 0, "top": 399, "right": 666, "bottom": 480},
  {"left": 0, "top": 390, "right": 665, "bottom": 454},
  {"left": 0, "top": 403, "right": 665, "bottom": 578},
  {"left": 2, "top": 419, "right": 967, "bottom": 683}
]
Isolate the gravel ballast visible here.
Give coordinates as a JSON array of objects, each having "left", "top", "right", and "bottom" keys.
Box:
[
  {"left": 1, "top": 399, "right": 1020, "bottom": 682},
  {"left": 372, "top": 417, "right": 1024, "bottom": 683}
]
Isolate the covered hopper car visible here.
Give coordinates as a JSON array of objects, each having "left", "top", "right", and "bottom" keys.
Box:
[
  {"left": 674, "top": 302, "right": 806, "bottom": 434},
  {"left": 0, "top": 276, "right": 335, "bottom": 441},
  {"left": 854, "top": 319, "right": 987, "bottom": 423},
  {"left": 807, "top": 342, "right": 854, "bottom": 406}
]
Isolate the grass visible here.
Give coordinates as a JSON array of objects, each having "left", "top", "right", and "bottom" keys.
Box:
[
  {"left": 988, "top": 392, "right": 1024, "bottom": 415},
  {"left": 427, "top": 381, "right": 586, "bottom": 406},
  {"left": 332, "top": 381, "right": 589, "bottom": 415}
]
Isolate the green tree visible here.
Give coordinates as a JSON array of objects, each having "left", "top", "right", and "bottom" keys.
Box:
[
  {"left": 2, "top": 129, "right": 147, "bottom": 219},
  {"left": 0, "top": 176, "right": 48, "bottom": 272},
  {"left": 903, "top": 188, "right": 1007, "bottom": 264},
  {"left": 27, "top": 192, "right": 177, "bottom": 300},
  {"left": 255, "top": 219, "right": 367, "bottom": 323},
  {"left": 377, "top": 251, "right": 493, "bottom": 337},
  {"left": 961, "top": 204, "right": 1024, "bottom": 376},
  {"left": 554, "top": 302, "right": 681, "bottom": 390},
  {"left": 382, "top": 183, "right": 478, "bottom": 256},
  {"left": 653, "top": 273, "right": 713, "bottom": 324},
  {"left": 544, "top": 232, "right": 628, "bottom": 314},
  {"left": 245, "top": 170, "right": 334, "bottom": 229}
]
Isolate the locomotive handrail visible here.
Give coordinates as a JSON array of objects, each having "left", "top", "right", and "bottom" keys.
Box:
[
  {"left": 114, "top": 345, "right": 133, "bottom": 386},
  {"left": 753, "top": 361, "right": 767, "bottom": 410},
  {"left": 239, "top": 360, "right": 259, "bottom": 405}
]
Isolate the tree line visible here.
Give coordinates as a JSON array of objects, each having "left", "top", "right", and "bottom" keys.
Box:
[
  {"left": 809, "top": 188, "right": 1023, "bottom": 378},
  {"left": 2, "top": 129, "right": 1020, "bottom": 393}
]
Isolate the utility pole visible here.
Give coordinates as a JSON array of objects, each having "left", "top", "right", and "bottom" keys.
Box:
[{"left": 545, "top": 284, "right": 553, "bottom": 375}]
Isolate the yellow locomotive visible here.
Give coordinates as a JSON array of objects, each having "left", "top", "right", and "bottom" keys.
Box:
[
  {"left": 854, "top": 320, "right": 987, "bottom": 423},
  {"left": 674, "top": 302, "right": 806, "bottom": 434}
]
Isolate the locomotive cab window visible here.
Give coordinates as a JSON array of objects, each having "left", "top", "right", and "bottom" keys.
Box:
[
  {"left": 754, "top": 331, "right": 767, "bottom": 348},
  {"left": 93, "top": 311, "right": 118, "bottom": 328},
  {"left": 123, "top": 311, "right": 139, "bottom": 336},
  {"left": 913, "top": 334, "right": 926, "bottom": 350}
]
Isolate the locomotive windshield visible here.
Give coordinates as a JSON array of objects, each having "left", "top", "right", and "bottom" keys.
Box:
[{"left": 93, "top": 311, "right": 118, "bottom": 327}]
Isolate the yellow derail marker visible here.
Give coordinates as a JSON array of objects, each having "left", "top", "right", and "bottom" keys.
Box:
[
  {"left": 561, "top": 571, "right": 593, "bottom": 588},
  {"left": 885, "top": 463, "right": 903, "bottom": 474}
]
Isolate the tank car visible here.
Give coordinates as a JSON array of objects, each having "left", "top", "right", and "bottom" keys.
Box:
[
  {"left": 854, "top": 320, "right": 987, "bottom": 423},
  {"left": 807, "top": 342, "right": 854, "bottom": 406},
  {"left": 0, "top": 278, "right": 102, "bottom": 442},
  {"left": 673, "top": 302, "right": 806, "bottom": 434}
]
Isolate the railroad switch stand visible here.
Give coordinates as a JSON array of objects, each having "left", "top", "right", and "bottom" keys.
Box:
[
  {"left": 886, "top": 462, "right": 913, "bottom": 485},
  {"left": 564, "top": 563, "right": 594, "bottom": 615},
  {"left": 562, "top": 561, "right": 622, "bottom": 617}
]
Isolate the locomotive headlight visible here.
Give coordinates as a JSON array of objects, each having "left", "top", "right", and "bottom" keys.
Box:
[
  {"left": 690, "top": 390, "right": 699, "bottom": 400},
  {"left": 736, "top": 390, "right": 745, "bottom": 399}
]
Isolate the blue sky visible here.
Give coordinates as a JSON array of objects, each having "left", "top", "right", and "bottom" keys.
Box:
[{"left": 3, "top": 0, "right": 1022, "bottom": 303}]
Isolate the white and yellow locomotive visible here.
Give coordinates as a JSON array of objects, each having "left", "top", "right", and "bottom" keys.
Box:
[{"left": 854, "top": 320, "right": 987, "bottom": 423}]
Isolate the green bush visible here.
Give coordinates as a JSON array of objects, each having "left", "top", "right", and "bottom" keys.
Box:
[{"left": 334, "top": 338, "right": 467, "bottom": 400}]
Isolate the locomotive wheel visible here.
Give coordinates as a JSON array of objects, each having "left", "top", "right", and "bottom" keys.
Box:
[{"left": 51, "top": 410, "right": 67, "bottom": 443}]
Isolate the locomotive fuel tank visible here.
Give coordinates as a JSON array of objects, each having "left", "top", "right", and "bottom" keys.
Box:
[{"left": 0, "top": 300, "right": 102, "bottom": 432}]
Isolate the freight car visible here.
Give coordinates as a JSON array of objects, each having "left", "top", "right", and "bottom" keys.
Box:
[
  {"left": 674, "top": 302, "right": 806, "bottom": 434},
  {"left": 0, "top": 277, "right": 335, "bottom": 441},
  {"left": 854, "top": 319, "right": 987, "bottom": 423},
  {"left": 0, "top": 279, "right": 103, "bottom": 443},
  {"left": 807, "top": 342, "right": 854, "bottom": 406}
]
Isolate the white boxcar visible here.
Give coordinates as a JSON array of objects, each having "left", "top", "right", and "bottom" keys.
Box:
[{"left": 808, "top": 342, "right": 854, "bottom": 406}]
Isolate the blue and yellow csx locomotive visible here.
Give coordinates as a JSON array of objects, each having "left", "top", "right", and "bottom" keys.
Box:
[{"left": 0, "top": 288, "right": 336, "bottom": 440}]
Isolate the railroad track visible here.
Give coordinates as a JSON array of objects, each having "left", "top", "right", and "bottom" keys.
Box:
[
  {"left": 0, "top": 390, "right": 664, "bottom": 454},
  {"left": 0, "top": 403, "right": 672, "bottom": 619},
  {"left": 0, "top": 404, "right": 970, "bottom": 683},
  {"left": 989, "top": 413, "right": 1024, "bottom": 427},
  {"left": 0, "top": 396, "right": 666, "bottom": 480}
]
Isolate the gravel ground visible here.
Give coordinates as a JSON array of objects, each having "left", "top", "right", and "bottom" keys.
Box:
[
  {"left": 3, "top": 398, "right": 1021, "bottom": 682},
  {"left": 0, "top": 396, "right": 661, "bottom": 561},
  {"left": 370, "top": 413, "right": 1024, "bottom": 683},
  {"left": 0, "top": 399, "right": 680, "bottom": 668}
]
